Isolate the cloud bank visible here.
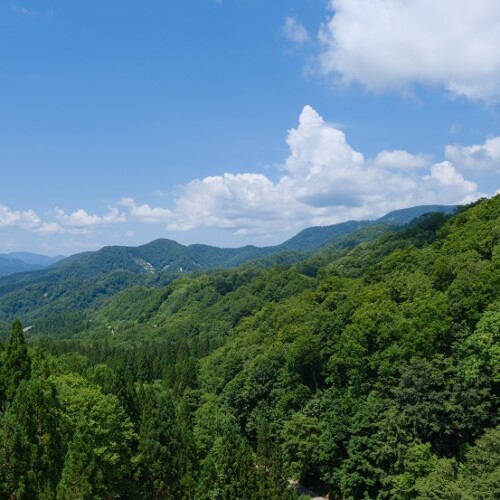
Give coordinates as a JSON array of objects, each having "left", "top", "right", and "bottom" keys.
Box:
[
  {"left": 120, "top": 106, "right": 483, "bottom": 238},
  {"left": 0, "top": 106, "right": 493, "bottom": 245},
  {"left": 0, "top": 205, "right": 126, "bottom": 237},
  {"left": 446, "top": 137, "right": 500, "bottom": 172},
  {"left": 317, "top": 0, "right": 500, "bottom": 102},
  {"left": 0, "top": 204, "right": 40, "bottom": 229}
]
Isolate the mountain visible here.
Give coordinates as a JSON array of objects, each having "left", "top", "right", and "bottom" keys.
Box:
[
  {"left": 0, "top": 252, "right": 65, "bottom": 277},
  {"left": 0, "top": 204, "right": 456, "bottom": 324},
  {"left": 375, "top": 204, "right": 456, "bottom": 224},
  {"left": 0, "top": 256, "right": 42, "bottom": 277},
  {"left": 279, "top": 220, "right": 374, "bottom": 252},
  {"left": 3, "top": 252, "right": 65, "bottom": 267},
  {"left": 281, "top": 204, "right": 456, "bottom": 252}
]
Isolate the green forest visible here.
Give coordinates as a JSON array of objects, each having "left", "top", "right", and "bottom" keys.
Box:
[{"left": 0, "top": 196, "right": 499, "bottom": 499}]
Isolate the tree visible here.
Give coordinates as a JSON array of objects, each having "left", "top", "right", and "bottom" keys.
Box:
[
  {"left": 136, "top": 389, "right": 183, "bottom": 499},
  {"left": 0, "top": 411, "right": 32, "bottom": 499},
  {"left": 197, "top": 436, "right": 259, "bottom": 500},
  {"left": 0, "top": 319, "right": 31, "bottom": 404},
  {"left": 282, "top": 413, "right": 322, "bottom": 484},
  {"left": 460, "top": 425, "right": 500, "bottom": 499},
  {"left": 51, "top": 373, "right": 135, "bottom": 497},
  {"left": 414, "top": 458, "right": 462, "bottom": 499},
  {"left": 0, "top": 378, "right": 63, "bottom": 498},
  {"left": 57, "top": 419, "right": 104, "bottom": 500},
  {"left": 389, "top": 442, "right": 439, "bottom": 499}
]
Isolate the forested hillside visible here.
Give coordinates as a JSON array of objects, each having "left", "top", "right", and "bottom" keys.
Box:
[
  {"left": 0, "top": 197, "right": 498, "bottom": 498},
  {"left": 0, "top": 205, "right": 454, "bottom": 330}
]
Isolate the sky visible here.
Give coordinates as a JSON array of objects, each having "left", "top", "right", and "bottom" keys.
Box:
[{"left": 1, "top": 0, "right": 499, "bottom": 256}]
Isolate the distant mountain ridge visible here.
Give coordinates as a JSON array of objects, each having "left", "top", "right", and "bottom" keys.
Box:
[
  {"left": 0, "top": 204, "right": 456, "bottom": 322},
  {"left": 39, "top": 204, "right": 457, "bottom": 277},
  {"left": 278, "top": 204, "right": 456, "bottom": 252},
  {"left": 0, "top": 252, "right": 65, "bottom": 277}
]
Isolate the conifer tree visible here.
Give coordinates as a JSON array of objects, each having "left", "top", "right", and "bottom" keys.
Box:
[
  {"left": 0, "top": 319, "right": 31, "bottom": 403},
  {"left": 137, "top": 389, "right": 182, "bottom": 499},
  {"left": 57, "top": 420, "right": 104, "bottom": 500},
  {"left": 0, "top": 411, "right": 32, "bottom": 499},
  {"left": 0, "top": 378, "right": 62, "bottom": 498}
]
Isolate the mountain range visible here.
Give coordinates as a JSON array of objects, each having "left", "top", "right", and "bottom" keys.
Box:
[
  {"left": 0, "top": 252, "right": 65, "bottom": 277},
  {"left": 0, "top": 204, "right": 456, "bottom": 326}
]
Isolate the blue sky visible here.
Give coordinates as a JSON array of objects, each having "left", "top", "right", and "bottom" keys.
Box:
[{"left": 1, "top": 0, "right": 499, "bottom": 255}]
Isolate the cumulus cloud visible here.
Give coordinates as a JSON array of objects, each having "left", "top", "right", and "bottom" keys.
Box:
[
  {"left": 373, "top": 150, "right": 430, "bottom": 170},
  {"left": 0, "top": 203, "right": 129, "bottom": 239},
  {"left": 169, "top": 173, "right": 296, "bottom": 232},
  {"left": 121, "top": 106, "right": 482, "bottom": 239},
  {"left": 0, "top": 204, "right": 40, "bottom": 229},
  {"left": 278, "top": 106, "right": 478, "bottom": 213},
  {"left": 445, "top": 136, "right": 500, "bottom": 172},
  {"left": 3, "top": 107, "right": 486, "bottom": 245},
  {"left": 283, "top": 17, "right": 311, "bottom": 45},
  {"left": 54, "top": 207, "right": 126, "bottom": 227},
  {"left": 281, "top": 105, "right": 375, "bottom": 208},
  {"left": 120, "top": 198, "right": 174, "bottom": 223},
  {"left": 317, "top": 0, "right": 500, "bottom": 102},
  {"left": 423, "top": 162, "right": 480, "bottom": 203}
]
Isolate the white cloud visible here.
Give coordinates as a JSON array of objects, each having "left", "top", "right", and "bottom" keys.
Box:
[
  {"left": 122, "top": 106, "right": 482, "bottom": 238},
  {"left": 283, "top": 17, "right": 311, "bottom": 45},
  {"left": 2, "top": 107, "right": 486, "bottom": 246},
  {"left": 169, "top": 173, "right": 295, "bottom": 233},
  {"left": 423, "top": 162, "right": 480, "bottom": 204},
  {"left": 0, "top": 204, "right": 40, "bottom": 229},
  {"left": 120, "top": 197, "right": 174, "bottom": 223},
  {"left": 0, "top": 204, "right": 128, "bottom": 238},
  {"left": 54, "top": 207, "right": 126, "bottom": 227},
  {"left": 281, "top": 105, "right": 373, "bottom": 208},
  {"left": 373, "top": 150, "right": 430, "bottom": 170},
  {"left": 317, "top": 0, "right": 500, "bottom": 102},
  {"left": 445, "top": 136, "right": 500, "bottom": 172},
  {"left": 283, "top": 108, "right": 480, "bottom": 210},
  {"left": 33, "top": 222, "right": 64, "bottom": 235}
]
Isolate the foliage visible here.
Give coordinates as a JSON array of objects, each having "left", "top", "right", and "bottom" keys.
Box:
[{"left": 0, "top": 318, "right": 31, "bottom": 404}]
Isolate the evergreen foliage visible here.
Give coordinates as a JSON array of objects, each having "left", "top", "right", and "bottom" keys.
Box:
[{"left": 0, "top": 318, "right": 31, "bottom": 404}]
